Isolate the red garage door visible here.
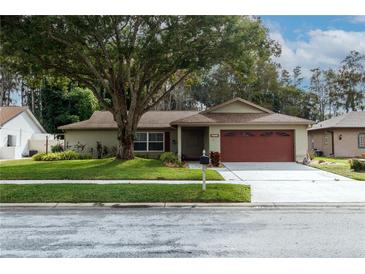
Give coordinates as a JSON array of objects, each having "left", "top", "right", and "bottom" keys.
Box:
[{"left": 220, "top": 130, "right": 294, "bottom": 162}]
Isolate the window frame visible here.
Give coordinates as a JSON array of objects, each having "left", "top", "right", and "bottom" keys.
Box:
[
  {"left": 133, "top": 131, "right": 165, "bottom": 152},
  {"left": 324, "top": 135, "right": 329, "bottom": 145},
  {"left": 7, "top": 135, "right": 16, "bottom": 147},
  {"left": 358, "top": 133, "right": 365, "bottom": 149}
]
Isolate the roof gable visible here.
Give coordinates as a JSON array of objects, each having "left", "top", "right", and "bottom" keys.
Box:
[
  {"left": 58, "top": 110, "right": 199, "bottom": 130},
  {"left": 0, "top": 106, "right": 27, "bottom": 126},
  {"left": 0, "top": 106, "right": 46, "bottom": 132},
  {"left": 309, "top": 111, "right": 365, "bottom": 130},
  {"left": 202, "top": 98, "right": 273, "bottom": 114},
  {"left": 171, "top": 112, "right": 313, "bottom": 125}
]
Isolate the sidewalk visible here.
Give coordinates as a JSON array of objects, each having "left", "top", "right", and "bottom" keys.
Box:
[
  {"left": 0, "top": 179, "right": 241, "bottom": 184},
  {"left": 1, "top": 202, "right": 365, "bottom": 208}
]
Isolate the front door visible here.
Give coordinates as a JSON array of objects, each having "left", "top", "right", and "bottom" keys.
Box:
[{"left": 182, "top": 128, "right": 204, "bottom": 160}]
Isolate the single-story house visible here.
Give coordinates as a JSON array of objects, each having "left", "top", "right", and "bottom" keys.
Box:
[
  {"left": 59, "top": 97, "right": 313, "bottom": 162},
  {"left": 308, "top": 111, "right": 365, "bottom": 158},
  {"left": 0, "top": 106, "right": 55, "bottom": 159}
]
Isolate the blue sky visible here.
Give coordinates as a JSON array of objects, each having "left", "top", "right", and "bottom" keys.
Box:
[{"left": 259, "top": 16, "right": 365, "bottom": 84}]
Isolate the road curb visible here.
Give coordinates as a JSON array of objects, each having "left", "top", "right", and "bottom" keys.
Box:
[
  {"left": 1, "top": 202, "right": 365, "bottom": 209},
  {"left": 0, "top": 180, "right": 232, "bottom": 184}
]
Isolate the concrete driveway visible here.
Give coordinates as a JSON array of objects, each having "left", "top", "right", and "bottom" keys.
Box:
[{"left": 221, "top": 162, "right": 365, "bottom": 203}]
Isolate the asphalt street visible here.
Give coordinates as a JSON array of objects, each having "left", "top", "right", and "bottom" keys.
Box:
[{"left": 1, "top": 207, "right": 364, "bottom": 258}]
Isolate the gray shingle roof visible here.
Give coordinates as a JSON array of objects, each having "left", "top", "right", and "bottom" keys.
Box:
[
  {"left": 309, "top": 112, "right": 365, "bottom": 131},
  {"left": 59, "top": 109, "right": 313, "bottom": 130},
  {"left": 58, "top": 110, "right": 199, "bottom": 130},
  {"left": 171, "top": 112, "right": 313, "bottom": 125}
]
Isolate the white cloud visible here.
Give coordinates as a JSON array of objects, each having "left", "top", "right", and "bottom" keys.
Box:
[{"left": 270, "top": 29, "right": 365, "bottom": 79}]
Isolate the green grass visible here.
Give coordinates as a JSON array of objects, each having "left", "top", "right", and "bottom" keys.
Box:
[
  {"left": 311, "top": 157, "right": 365, "bottom": 181},
  {"left": 0, "top": 184, "right": 250, "bottom": 203},
  {"left": 0, "top": 158, "right": 223, "bottom": 180},
  {"left": 313, "top": 156, "right": 350, "bottom": 164}
]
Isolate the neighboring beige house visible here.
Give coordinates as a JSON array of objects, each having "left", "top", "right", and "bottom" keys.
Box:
[
  {"left": 308, "top": 112, "right": 365, "bottom": 158},
  {"left": 59, "top": 98, "right": 313, "bottom": 162},
  {"left": 0, "top": 106, "right": 59, "bottom": 159}
]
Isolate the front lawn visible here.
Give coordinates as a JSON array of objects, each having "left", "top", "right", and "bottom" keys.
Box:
[
  {"left": 0, "top": 184, "right": 250, "bottom": 203},
  {"left": 0, "top": 158, "right": 223, "bottom": 180},
  {"left": 310, "top": 157, "right": 365, "bottom": 181}
]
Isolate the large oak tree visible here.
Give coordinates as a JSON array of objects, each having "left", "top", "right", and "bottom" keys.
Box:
[{"left": 1, "top": 16, "right": 277, "bottom": 159}]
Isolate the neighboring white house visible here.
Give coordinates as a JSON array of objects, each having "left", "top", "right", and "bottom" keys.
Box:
[{"left": 0, "top": 106, "right": 56, "bottom": 159}]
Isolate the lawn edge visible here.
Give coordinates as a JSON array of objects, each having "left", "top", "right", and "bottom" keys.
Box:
[
  {"left": 0, "top": 180, "right": 229, "bottom": 184},
  {"left": 1, "top": 202, "right": 365, "bottom": 208},
  {"left": 310, "top": 164, "right": 365, "bottom": 181}
]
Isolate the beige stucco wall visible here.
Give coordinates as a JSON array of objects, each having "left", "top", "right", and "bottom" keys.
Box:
[
  {"left": 208, "top": 124, "right": 309, "bottom": 162},
  {"left": 308, "top": 130, "right": 333, "bottom": 156},
  {"left": 64, "top": 124, "right": 310, "bottom": 161},
  {"left": 308, "top": 128, "right": 365, "bottom": 157},
  {"left": 211, "top": 101, "right": 264, "bottom": 113},
  {"left": 333, "top": 129, "right": 365, "bottom": 157},
  {"left": 64, "top": 129, "right": 176, "bottom": 158},
  {"left": 28, "top": 139, "right": 63, "bottom": 153}
]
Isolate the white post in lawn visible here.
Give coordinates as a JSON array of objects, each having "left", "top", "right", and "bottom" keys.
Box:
[
  {"left": 202, "top": 149, "right": 207, "bottom": 192},
  {"left": 202, "top": 164, "right": 206, "bottom": 191},
  {"left": 177, "top": 125, "right": 182, "bottom": 161}
]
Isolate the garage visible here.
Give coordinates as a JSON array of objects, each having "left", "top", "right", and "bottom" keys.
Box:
[{"left": 220, "top": 130, "right": 294, "bottom": 162}]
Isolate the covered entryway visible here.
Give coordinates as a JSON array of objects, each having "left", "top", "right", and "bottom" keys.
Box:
[
  {"left": 181, "top": 127, "right": 208, "bottom": 160},
  {"left": 220, "top": 130, "right": 294, "bottom": 162}
]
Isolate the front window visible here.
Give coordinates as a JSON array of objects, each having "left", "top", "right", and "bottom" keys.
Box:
[
  {"left": 359, "top": 133, "right": 365, "bottom": 148},
  {"left": 324, "top": 136, "right": 329, "bottom": 145},
  {"left": 7, "top": 135, "right": 16, "bottom": 147},
  {"left": 134, "top": 132, "right": 164, "bottom": 152}
]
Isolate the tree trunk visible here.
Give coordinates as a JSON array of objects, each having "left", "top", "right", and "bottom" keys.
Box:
[
  {"left": 31, "top": 89, "right": 35, "bottom": 113},
  {"left": 0, "top": 90, "right": 4, "bottom": 107},
  {"left": 115, "top": 124, "right": 135, "bottom": 160}
]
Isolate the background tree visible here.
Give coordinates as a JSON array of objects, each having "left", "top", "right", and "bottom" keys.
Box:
[
  {"left": 292, "top": 66, "right": 304, "bottom": 88},
  {"left": 323, "top": 69, "right": 340, "bottom": 117},
  {"left": 336, "top": 50, "right": 365, "bottom": 112},
  {"left": 1, "top": 15, "right": 278, "bottom": 159},
  {"left": 309, "top": 68, "right": 327, "bottom": 121},
  {"left": 280, "top": 69, "right": 291, "bottom": 86},
  {"left": 0, "top": 59, "right": 20, "bottom": 106},
  {"left": 40, "top": 78, "right": 99, "bottom": 133}
]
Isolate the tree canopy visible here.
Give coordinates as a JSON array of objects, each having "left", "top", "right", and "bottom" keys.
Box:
[{"left": 1, "top": 15, "right": 278, "bottom": 159}]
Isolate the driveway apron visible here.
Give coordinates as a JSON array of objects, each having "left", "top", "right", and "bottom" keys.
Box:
[{"left": 221, "top": 162, "right": 365, "bottom": 203}]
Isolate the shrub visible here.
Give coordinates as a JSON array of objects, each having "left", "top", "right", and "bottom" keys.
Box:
[
  {"left": 79, "top": 153, "right": 93, "bottom": 160},
  {"left": 160, "top": 152, "right": 179, "bottom": 164},
  {"left": 350, "top": 159, "right": 365, "bottom": 172},
  {"left": 308, "top": 150, "right": 316, "bottom": 160},
  {"left": 96, "top": 141, "right": 102, "bottom": 159},
  {"left": 102, "top": 145, "right": 109, "bottom": 157},
  {"left": 210, "top": 151, "right": 220, "bottom": 167},
  {"left": 32, "top": 150, "right": 91, "bottom": 161},
  {"left": 32, "top": 152, "right": 47, "bottom": 161},
  {"left": 111, "top": 146, "right": 117, "bottom": 156},
  {"left": 41, "top": 152, "right": 61, "bottom": 161},
  {"left": 51, "top": 144, "right": 64, "bottom": 153},
  {"left": 74, "top": 142, "right": 86, "bottom": 153},
  {"left": 60, "top": 150, "right": 79, "bottom": 160}
]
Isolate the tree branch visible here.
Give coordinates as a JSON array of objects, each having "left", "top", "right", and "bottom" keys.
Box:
[{"left": 143, "top": 70, "right": 192, "bottom": 111}]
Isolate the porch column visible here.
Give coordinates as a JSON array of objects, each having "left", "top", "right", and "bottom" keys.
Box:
[{"left": 177, "top": 125, "right": 182, "bottom": 161}]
